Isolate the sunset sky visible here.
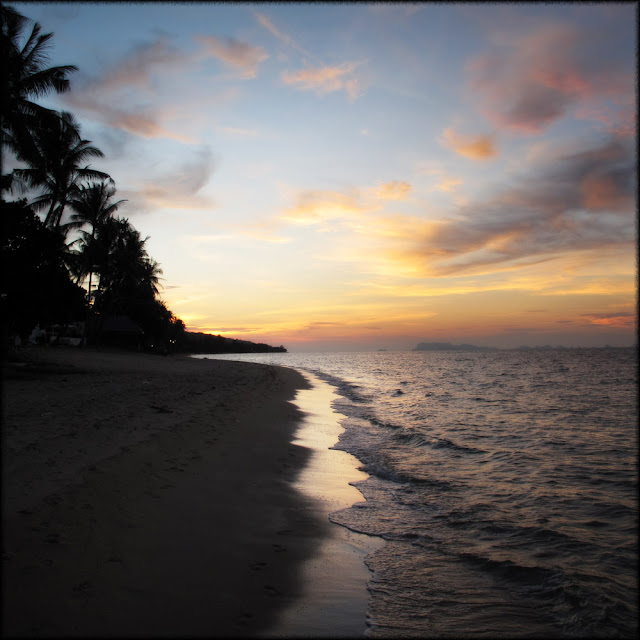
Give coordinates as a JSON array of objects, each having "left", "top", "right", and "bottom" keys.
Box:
[{"left": 13, "top": 2, "right": 637, "bottom": 350}]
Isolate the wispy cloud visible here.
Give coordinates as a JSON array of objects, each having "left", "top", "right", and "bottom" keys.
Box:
[
  {"left": 468, "top": 22, "right": 636, "bottom": 135},
  {"left": 281, "top": 63, "right": 363, "bottom": 101},
  {"left": 418, "top": 165, "right": 464, "bottom": 193},
  {"left": 124, "top": 146, "right": 216, "bottom": 211},
  {"left": 193, "top": 35, "right": 268, "bottom": 78},
  {"left": 255, "top": 11, "right": 364, "bottom": 102},
  {"left": 280, "top": 188, "right": 377, "bottom": 227},
  {"left": 373, "top": 181, "right": 412, "bottom": 200},
  {"left": 64, "top": 32, "right": 264, "bottom": 140},
  {"left": 436, "top": 177, "right": 463, "bottom": 192},
  {"left": 582, "top": 312, "right": 636, "bottom": 328},
  {"left": 441, "top": 127, "right": 497, "bottom": 160},
  {"left": 63, "top": 34, "right": 195, "bottom": 140},
  {"left": 90, "top": 34, "right": 189, "bottom": 92},
  {"left": 254, "top": 11, "right": 322, "bottom": 65}
]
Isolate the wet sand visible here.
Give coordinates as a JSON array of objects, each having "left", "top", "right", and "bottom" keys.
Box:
[{"left": 2, "top": 346, "right": 334, "bottom": 637}]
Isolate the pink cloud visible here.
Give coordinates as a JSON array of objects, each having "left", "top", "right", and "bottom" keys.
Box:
[
  {"left": 194, "top": 35, "right": 268, "bottom": 78},
  {"left": 468, "top": 22, "right": 635, "bottom": 135}
]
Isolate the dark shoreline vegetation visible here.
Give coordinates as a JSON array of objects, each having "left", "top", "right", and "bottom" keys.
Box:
[{"left": 0, "top": 5, "right": 285, "bottom": 356}]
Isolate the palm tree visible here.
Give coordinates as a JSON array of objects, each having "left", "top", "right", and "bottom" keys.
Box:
[
  {"left": 12, "top": 110, "right": 108, "bottom": 233},
  {"left": 1, "top": 5, "right": 77, "bottom": 187},
  {"left": 67, "top": 179, "right": 126, "bottom": 303},
  {"left": 92, "top": 217, "right": 163, "bottom": 314}
]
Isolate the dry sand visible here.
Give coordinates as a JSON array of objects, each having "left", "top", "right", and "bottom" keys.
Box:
[{"left": 2, "top": 346, "right": 332, "bottom": 637}]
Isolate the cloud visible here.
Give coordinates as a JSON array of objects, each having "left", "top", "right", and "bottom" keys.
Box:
[
  {"left": 380, "top": 136, "right": 636, "bottom": 276},
  {"left": 93, "top": 34, "right": 190, "bottom": 92},
  {"left": 441, "top": 127, "right": 497, "bottom": 160},
  {"left": 468, "top": 22, "right": 636, "bottom": 134},
  {"left": 281, "top": 63, "right": 363, "bottom": 101},
  {"left": 582, "top": 312, "right": 636, "bottom": 328},
  {"left": 63, "top": 35, "right": 197, "bottom": 140},
  {"left": 254, "top": 11, "right": 322, "bottom": 64},
  {"left": 125, "top": 146, "right": 216, "bottom": 210},
  {"left": 280, "top": 189, "right": 376, "bottom": 227},
  {"left": 63, "top": 32, "right": 258, "bottom": 140},
  {"left": 418, "top": 165, "right": 464, "bottom": 192},
  {"left": 193, "top": 35, "right": 268, "bottom": 78},
  {"left": 255, "top": 11, "right": 365, "bottom": 101},
  {"left": 279, "top": 179, "right": 413, "bottom": 230},
  {"left": 227, "top": 220, "right": 292, "bottom": 244},
  {"left": 435, "top": 177, "right": 463, "bottom": 192},
  {"left": 65, "top": 95, "right": 192, "bottom": 141},
  {"left": 373, "top": 181, "right": 412, "bottom": 200}
]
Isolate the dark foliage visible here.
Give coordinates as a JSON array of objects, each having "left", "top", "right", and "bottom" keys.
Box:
[
  {"left": 178, "top": 331, "right": 286, "bottom": 354},
  {"left": 1, "top": 199, "right": 86, "bottom": 341},
  {"left": 1, "top": 6, "right": 287, "bottom": 356}
]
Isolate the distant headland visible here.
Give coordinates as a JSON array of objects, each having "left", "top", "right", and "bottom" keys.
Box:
[{"left": 182, "top": 332, "right": 286, "bottom": 354}]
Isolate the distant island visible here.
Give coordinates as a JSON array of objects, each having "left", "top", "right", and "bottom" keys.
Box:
[
  {"left": 180, "top": 331, "right": 286, "bottom": 354},
  {"left": 414, "top": 342, "right": 498, "bottom": 352}
]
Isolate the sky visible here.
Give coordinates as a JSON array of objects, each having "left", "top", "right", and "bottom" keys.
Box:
[{"left": 11, "top": 2, "right": 638, "bottom": 351}]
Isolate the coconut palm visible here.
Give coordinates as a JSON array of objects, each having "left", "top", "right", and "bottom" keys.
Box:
[
  {"left": 1, "top": 5, "right": 77, "bottom": 186},
  {"left": 67, "top": 179, "right": 126, "bottom": 303},
  {"left": 12, "top": 110, "right": 108, "bottom": 233},
  {"left": 92, "top": 217, "right": 163, "bottom": 317}
]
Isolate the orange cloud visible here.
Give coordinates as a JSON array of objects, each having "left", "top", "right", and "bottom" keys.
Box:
[
  {"left": 582, "top": 313, "right": 636, "bottom": 328},
  {"left": 374, "top": 181, "right": 412, "bottom": 200},
  {"left": 441, "top": 127, "right": 497, "bottom": 160},
  {"left": 376, "top": 137, "right": 636, "bottom": 278},
  {"left": 281, "top": 63, "right": 363, "bottom": 100},
  {"left": 280, "top": 189, "right": 375, "bottom": 226},
  {"left": 64, "top": 95, "right": 194, "bottom": 142},
  {"left": 436, "top": 177, "right": 463, "bottom": 192},
  {"left": 194, "top": 35, "right": 268, "bottom": 78}
]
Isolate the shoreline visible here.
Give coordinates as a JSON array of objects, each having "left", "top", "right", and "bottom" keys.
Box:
[
  {"left": 1, "top": 346, "right": 336, "bottom": 636},
  {"left": 263, "top": 372, "right": 384, "bottom": 637}
]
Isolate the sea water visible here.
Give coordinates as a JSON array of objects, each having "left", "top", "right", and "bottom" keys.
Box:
[{"left": 195, "top": 349, "right": 638, "bottom": 638}]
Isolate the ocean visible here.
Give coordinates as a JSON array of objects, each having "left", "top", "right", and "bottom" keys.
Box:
[{"left": 194, "top": 349, "right": 638, "bottom": 638}]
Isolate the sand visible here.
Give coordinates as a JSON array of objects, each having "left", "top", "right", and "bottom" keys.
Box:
[{"left": 1, "top": 346, "right": 338, "bottom": 637}]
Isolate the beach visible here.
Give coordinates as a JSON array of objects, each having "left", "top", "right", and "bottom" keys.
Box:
[{"left": 2, "top": 347, "right": 347, "bottom": 637}]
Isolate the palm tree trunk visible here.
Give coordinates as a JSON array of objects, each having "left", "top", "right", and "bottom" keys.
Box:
[
  {"left": 81, "top": 269, "right": 92, "bottom": 347},
  {"left": 44, "top": 200, "right": 57, "bottom": 228}
]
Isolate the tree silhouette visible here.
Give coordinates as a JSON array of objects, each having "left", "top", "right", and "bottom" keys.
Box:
[
  {"left": 88, "top": 216, "right": 166, "bottom": 342},
  {"left": 12, "top": 110, "right": 108, "bottom": 233},
  {"left": 1, "top": 200, "right": 86, "bottom": 343},
  {"left": 0, "top": 4, "right": 77, "bottom": 188},
  {"left": 1, "top": 5, "right": 284, "bottom": 355},
  {"left": 67, "top": 179, "right": 126, "bottom": 301}
]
